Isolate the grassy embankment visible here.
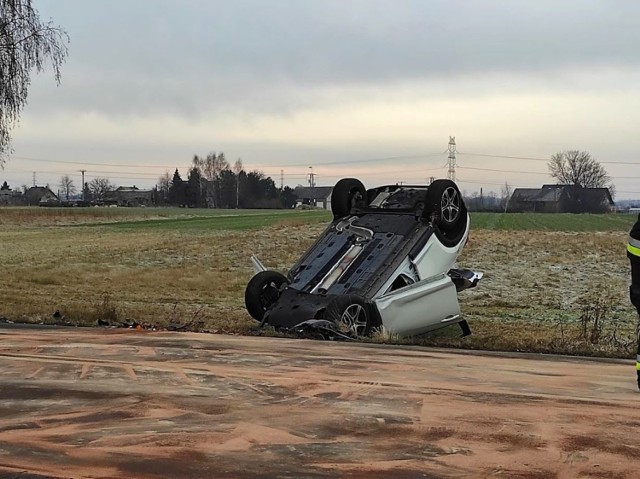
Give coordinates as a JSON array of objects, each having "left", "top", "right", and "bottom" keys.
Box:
[{"left": 0, "top": 207, "right": 637, "bottom": 357}]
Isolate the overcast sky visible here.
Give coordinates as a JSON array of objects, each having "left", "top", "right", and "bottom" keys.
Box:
[{"left": 4, "top": 0, "right": 640, "bottom": 198}]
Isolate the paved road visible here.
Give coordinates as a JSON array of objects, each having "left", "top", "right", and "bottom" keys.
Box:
[{"left": 0, "top": 328, "right": 638, "bottom": 479}]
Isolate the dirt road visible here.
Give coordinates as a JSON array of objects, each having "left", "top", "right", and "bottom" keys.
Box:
[{"left": 0, "top": 328, "right": 638, "bottom": 479}]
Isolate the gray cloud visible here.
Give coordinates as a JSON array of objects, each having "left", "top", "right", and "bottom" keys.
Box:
[{"left": 29, "top": 0, "right": 640, "bottom": 117}]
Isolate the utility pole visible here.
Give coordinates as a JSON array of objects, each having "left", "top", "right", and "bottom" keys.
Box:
[
  {"left": 32, "top": 171, "right": 36, "bottom": 187},
  {"left": 280, "top": 169, "right": 284, "bottom": 190},
  {"left": 308, "top": 166, "right": 316, "bottom": 188},
  {"left": 447, "top": 136, "right": 457, "bottom": 182},
  {"left": 79, "top": 169, "right": 86, "bottom": 200}
]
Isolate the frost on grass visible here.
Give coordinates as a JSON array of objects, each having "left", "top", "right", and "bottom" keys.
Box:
[{"left": 443, "top": 230, "right": 637, "bottom": 356}]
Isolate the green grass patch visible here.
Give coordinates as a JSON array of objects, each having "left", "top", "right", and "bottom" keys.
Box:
[
  {"left": 470, "top": 212, "right": 637, "bottom": 232},
  {"left": 100, "top": 210, "right": 331, "bottom": 232}
]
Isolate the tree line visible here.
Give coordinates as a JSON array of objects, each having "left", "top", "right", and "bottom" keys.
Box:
[{"left": 153, "top": 153, "right": 297, "bottom": 209}]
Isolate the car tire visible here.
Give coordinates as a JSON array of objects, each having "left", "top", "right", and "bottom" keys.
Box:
[
  {"left": 325, "top": 295, "right": 371, "bottom": 337},
  {"left": 423, "top": 179, "right": 465, "bottom": 232},
  {"left": 331, "top": 178, "right": 367, "bottom": 219},
  {"left": 244, "top": 271, "right": 289, "bottom": 321}
]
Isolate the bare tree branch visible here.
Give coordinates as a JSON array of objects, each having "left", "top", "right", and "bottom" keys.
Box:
[
  {"left": 58, "top": 174, "right": 76, "bottom": 200},
  {"left": 548, "top": 150, "right": 611, "bottom": 188},
  {"left": 0, "top": 0, "right": 69, "bottom": 166},
  {"left": 88, "top": 177, "right": 115, "bottom": 201}
]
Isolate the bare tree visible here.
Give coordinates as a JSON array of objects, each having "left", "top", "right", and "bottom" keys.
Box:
[
  {"left": 157, "top": 171, "right": 171, "bottom": 200},
  {"left": 202, "top": 152, "right": 229, "bottom": 182},
  {"left": 0, "top": 0, "right": 69, "bottom": 165},
  {"left": 233, "top": 158, "right": 243, "bottom": 208},
  {"left": 500, "top": 181, "right": 512, "bottom": 213},
  {"left": 58, "top": 174, "right": 76, "bottom": 200},
  {"left": 548, "top": 150, "right": 611, "bottom": 188},
  {"left": 233, "top": 158, "right": 243, "bottom": 175},
  {"left": 88, "top": 177, "right": 114, "bottom": 201},
  {"left": 198, "top": 152, "right": 230, "bottom": 207}
]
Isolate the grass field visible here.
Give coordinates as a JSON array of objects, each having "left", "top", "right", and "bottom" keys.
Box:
[
  {"left": 470, "top": 211, "right": 638, "bottom": 231},
  {"left": 0, "top": 207, "right": 637, "bottom": 357}
]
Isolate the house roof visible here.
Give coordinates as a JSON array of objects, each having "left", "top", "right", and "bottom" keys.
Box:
[
  {"left": 581, "top": 187, "right": 614, "bottom": 205},
  {"left": 511, "top": 188, "right": 541, "bottom": 201},
  {"left": 24, "top": 186, "right": 59, "bottom": 204},
  {"left": 293, "top": 186, "right": 333, "bottom": 200}
]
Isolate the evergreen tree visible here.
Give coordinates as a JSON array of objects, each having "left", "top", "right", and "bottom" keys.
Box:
[
  {"left": 186, "top": 166, "right": 203, "bottom": 207},
  {"left": 169, "top": 169, "right": 186, "bottom": 206},
  {"left": 281, "top": 186, "right": 297, "bottom": 208},
  {"left": 218, "top": 169, "right": 237, "bottom": 208}
]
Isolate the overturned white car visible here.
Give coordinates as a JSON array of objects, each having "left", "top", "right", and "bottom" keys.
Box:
[{"left": 245, "top": 178, "right": 482, "bottom": 339}]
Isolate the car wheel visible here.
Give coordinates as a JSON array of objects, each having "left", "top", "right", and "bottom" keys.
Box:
[
  {"left": 244, "top": 271, "right": 288, "bottom": 321},
  {"left": 325, "top": 295, "right": 371, "bottom": 338},
  {"left": 331, "top": 178, "right": 367, "bottom": 219},
  {"left": 423, "top": 179, "right": 464, "bottom": 232}
]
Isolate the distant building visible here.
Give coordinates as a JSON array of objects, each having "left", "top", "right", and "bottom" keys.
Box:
[
  {"left": 509, "top": 184, "right": 613, "bottom": 213},
  {"left": 23, "top": 186, "right": 59, "bottom": 206},
  {"left": 0, "top": 184, "right": 21, "bottom": 206},
  {"left": 293, "top": 186, "right": 333, "bottom": 209},
  {"left": 107, "top": 186, "right": 153, "bottom": 207}
]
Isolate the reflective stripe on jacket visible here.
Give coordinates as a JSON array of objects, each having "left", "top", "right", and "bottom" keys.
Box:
[{"left": 628, "top": 236, "right": 640, "bottom": 258}]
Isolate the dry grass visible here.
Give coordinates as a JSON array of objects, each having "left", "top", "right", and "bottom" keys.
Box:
[
  {"left": 0, "top": 210, "right": 327, "bottom": 336},
  {"left": 0, "top": 208, "right": 637, "bottom": 357}
]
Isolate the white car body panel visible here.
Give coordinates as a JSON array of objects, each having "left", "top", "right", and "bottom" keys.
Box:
[
  {"left": 411, "top": 220, "right": 469, "bottom": 281},
  {"left": 374, "top": 273, "right": 461, "bottom": 336},
  {"left": 370, "top": 216, "right": 471, "bottom": 336}
]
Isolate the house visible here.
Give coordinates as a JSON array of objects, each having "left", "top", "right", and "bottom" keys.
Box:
[
  {"left": 508, "top": 184, "right": 614, "bottom": 213},
  {"left": 0, "top": 183, "right": 21, "bottom": 206},
  {"left": 23, "top": 186, "right": 59, "bottom": 206},
  {"left": 293, "top": 186, "right": 333, "bottom": 209},
  {"left": 107, "top": 186, "right": 154, "bottom": 207}
]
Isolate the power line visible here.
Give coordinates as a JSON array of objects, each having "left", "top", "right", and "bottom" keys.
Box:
[
  {"left": 247, "top": 152, "right": 446, "bottom": 169},
  {"left": 9, "top": 155, "right": 174, "bottom": 169},
  {"left": 458, "top": 151, "right": 640, "bottom": 166},
  {"left": 458, "top": 166, "right": 548, "bottom": 176},
  {"left": 458, "top": 165, "right": 640, "bottom": 179},
  {"left": 8, "top": 151, "right": 448, "bottom": 171},
  {"left": 9, "top": 149, "right": 640, "bottom": 171}
]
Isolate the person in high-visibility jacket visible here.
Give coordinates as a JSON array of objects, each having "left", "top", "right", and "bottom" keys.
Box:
[{"left": 627, "top": 214, "right": 640, "bottom": 389}]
